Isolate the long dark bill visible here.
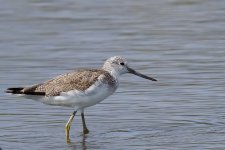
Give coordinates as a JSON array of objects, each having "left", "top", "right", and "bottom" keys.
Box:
[{"left": 127, "top": 67, "right": 157, "bottom": 81}]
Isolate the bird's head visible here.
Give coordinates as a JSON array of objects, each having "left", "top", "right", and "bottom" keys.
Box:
[{"left": 102, "top": 56, "right": 157, "bottom": 81}]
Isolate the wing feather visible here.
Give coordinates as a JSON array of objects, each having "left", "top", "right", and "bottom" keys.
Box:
[{"left": 31, "top": 69, "right": 106, "bottom": 96}]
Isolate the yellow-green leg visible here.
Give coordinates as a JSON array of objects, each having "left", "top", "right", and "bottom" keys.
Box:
[
  {"left": 65, "top": 111, "right": 77, "bottom": 142},
  {"left": 81, "top": 112, "right": 89, "bottom": 134}
]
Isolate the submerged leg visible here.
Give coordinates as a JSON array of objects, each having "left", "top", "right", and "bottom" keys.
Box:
[
  {"left": 81, "top": 112, "right": 89, "bottom": 134},
  {"left": 65, "top": 111, "right": 77, "bottom": 142}
]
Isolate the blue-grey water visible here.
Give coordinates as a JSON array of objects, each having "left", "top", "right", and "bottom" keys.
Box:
[{"left": 1, "top": 0, "right": 225, "bottom": 149}]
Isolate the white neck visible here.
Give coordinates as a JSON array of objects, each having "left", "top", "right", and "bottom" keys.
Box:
[
  {"left": 108, "top": 69, "right": 120, "bottom": 79},
  {"left": 102, "top": 64, "right": 120, "bottom": 80}
]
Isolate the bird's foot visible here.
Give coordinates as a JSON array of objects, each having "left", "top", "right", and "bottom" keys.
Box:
[{"left": 83, "top": 128, "right": 89, "bottom": 134}]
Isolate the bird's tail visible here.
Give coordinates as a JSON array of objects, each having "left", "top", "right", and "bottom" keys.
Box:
[{"left": 5, "top": 87, "right": 24, "bottom": 94}]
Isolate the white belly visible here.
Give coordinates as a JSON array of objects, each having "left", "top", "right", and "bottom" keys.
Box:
[{"left": 40, "top": 81, "right": 117, "bottom": 109}]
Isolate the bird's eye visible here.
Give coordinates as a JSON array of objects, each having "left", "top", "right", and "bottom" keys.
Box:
[{"left": 120, "top": 62, "right": 125, "bottom": 66}]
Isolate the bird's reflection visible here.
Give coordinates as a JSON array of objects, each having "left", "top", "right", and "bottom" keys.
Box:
[{"left": 67, "top": 134, "right": 87, "bottom": 150}]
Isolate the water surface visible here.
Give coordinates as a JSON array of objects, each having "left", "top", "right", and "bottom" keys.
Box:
[{"left": 1, "top": 0, "right": 225, "bottom": 149}]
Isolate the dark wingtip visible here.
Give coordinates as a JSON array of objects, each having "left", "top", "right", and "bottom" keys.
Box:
[
  {"left": 5, "top": 87, "right": 46, "bottom": 96},
  {"left": 5, "top": 87, "right": 24, "bottom": 94}
]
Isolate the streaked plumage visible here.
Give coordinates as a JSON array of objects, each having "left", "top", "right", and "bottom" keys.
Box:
[
  {"left": 6, "top": 56, "right": 157, "bottom": 143},
  {"left": 7, "top": 69, "right": 116, "bottom": 96}
]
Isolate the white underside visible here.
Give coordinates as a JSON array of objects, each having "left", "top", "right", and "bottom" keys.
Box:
[{"left": 20, "top": 78, "right": 117, "bottom": 111}]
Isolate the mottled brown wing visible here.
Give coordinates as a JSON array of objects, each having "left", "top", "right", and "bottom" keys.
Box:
[{"left": 23, "top": 69, "right": 105, "bottom": 96}]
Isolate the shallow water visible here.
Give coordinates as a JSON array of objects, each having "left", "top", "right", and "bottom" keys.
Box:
[{"left": 1, "top": 0, "right": 225, "bottom": 149}]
